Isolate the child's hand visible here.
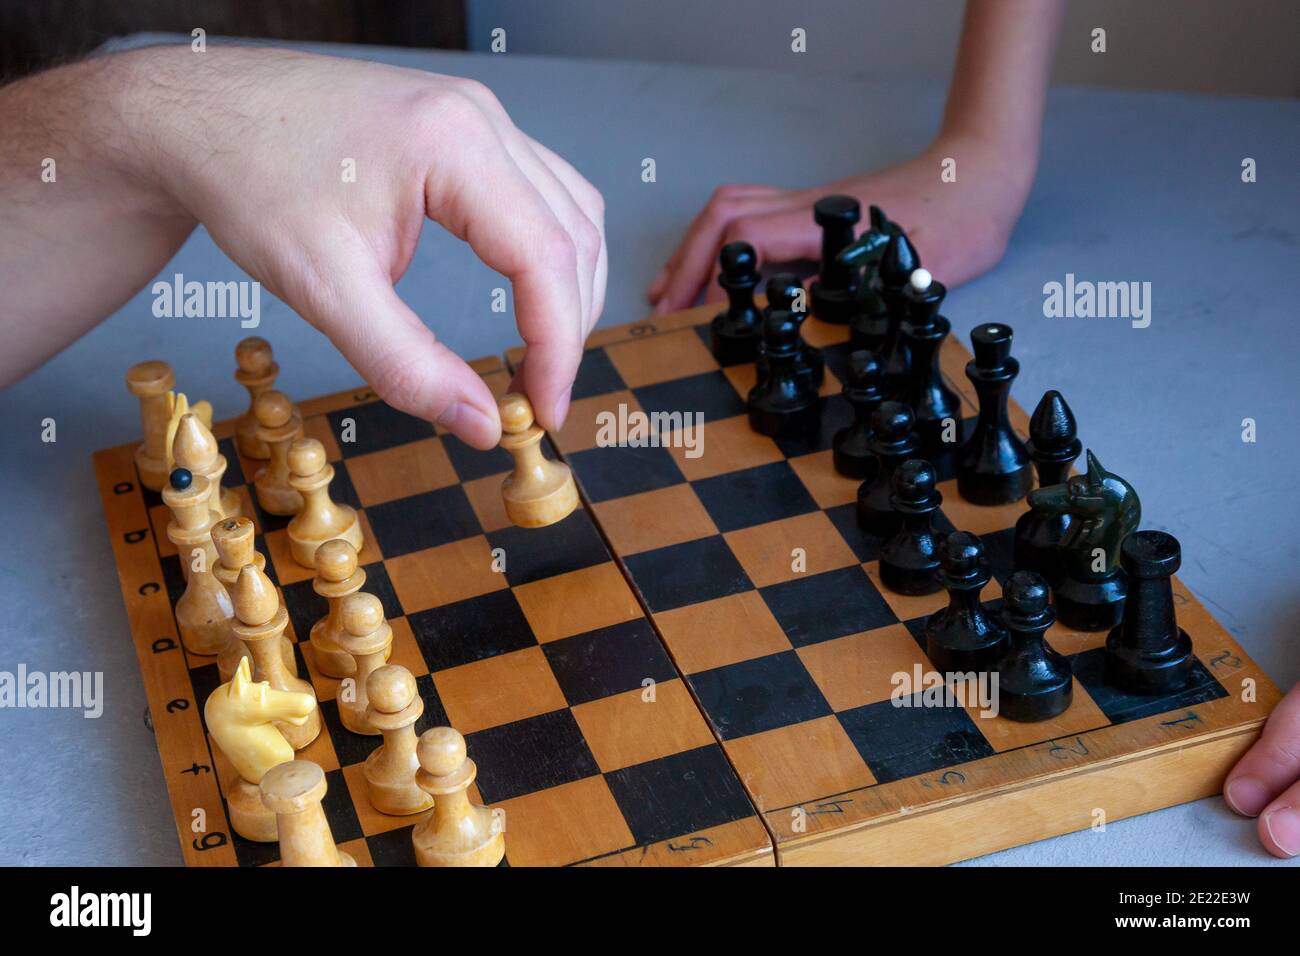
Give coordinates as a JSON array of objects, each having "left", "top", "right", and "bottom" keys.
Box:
[
  {"left": 646, "top": 134, "right": 1031, "bottom": 313},
  {"left": 1225, "top": 683, "right": 1300, "bottom": 857}
]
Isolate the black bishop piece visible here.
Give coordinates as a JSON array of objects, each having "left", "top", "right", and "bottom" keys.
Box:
[
  {"left": 897, "top": 268, "right": 962, "bottom": 458},
  {"left": 956, "top": 323, "right": 1033, "bottom": 505},
  {"left": 831, "top": 350, "right": 884, "bottom": 479},
  {"left": 1104, "top": 531, "right": 1194, "bottom": 695},
  {"left": 708, "top": 241, "right": 763, "bottom": 365},
  {"left": 923, "top": 532, "right": 1009, "bottom": 674},
  {"left": 879, "top": 459, "right": 944, "bottom": 596},
  {"left": 997, "top": 571, "right": 1073, "bottom": 721},
  {"left": 856, "top": 401, "right": 920, "bottom": 536},
  {"left": 747, "top": 309, "right": 820, "bottom": 439},
  {"left": 875, "top": 228, "right": 921, "bottom": 397},
  {"left": 1013, "top": 390, "right": 1082, "bottom": 581},
  {"left": 810, "top": 195, "right": 861, "bottom": 324}
]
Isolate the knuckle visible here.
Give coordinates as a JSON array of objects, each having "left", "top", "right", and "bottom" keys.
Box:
[
  {"left": 573, "top": 218, "right": 602, "bottom": 261},
  {"left": 538, "top": 228, "right": 578, "bottom": 274}
]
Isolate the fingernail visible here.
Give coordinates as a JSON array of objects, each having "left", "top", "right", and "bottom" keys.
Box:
[
  {"left": 436, "top": 401, "right": 497, "bottom": 445},
  {"left": 1262, "top": 806, "right": 1300, "bottom": 856},
  {"left": 1225, "top": 777, "right": 1270, "bottom": 817},
  {"left": 552, "top": 390, "right": 571, "bottom": 428}
]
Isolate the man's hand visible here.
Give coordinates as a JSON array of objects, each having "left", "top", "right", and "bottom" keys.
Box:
[
  {"left": 1225, "top": 683, "right": 1300, "bottom": 858},
  {"left": 0, "top": 45, "right": 607, "bottom": 448}
]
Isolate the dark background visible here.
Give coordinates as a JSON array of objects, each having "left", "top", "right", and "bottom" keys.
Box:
[{"left": 0, "top": 0, "right": 466, "bottom": 81}]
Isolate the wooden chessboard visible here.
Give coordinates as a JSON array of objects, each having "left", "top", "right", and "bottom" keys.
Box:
[{"left": 95, "top": 306, "right": 1279, "bottom": 867}]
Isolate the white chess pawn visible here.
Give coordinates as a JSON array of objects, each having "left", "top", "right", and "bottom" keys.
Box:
[
  {"left": 498, "top": 392, "right": 578, "bottom": 528},
  {"left": 364, "top": 665, "right": 434, "bottom": 816},
  {"left": 412, "top": 727, "right": 504, "bottom": 867},
  {"left": 260, "top": 761, "right": 356, "bottom": 867},
  {"left": 287, "top": 438, "right": 363, "bottom": 568}
]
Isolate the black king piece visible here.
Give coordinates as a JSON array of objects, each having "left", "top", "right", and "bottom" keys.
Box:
[{"left": 956, "top": 322, "right": 1033, "bottom": 505}]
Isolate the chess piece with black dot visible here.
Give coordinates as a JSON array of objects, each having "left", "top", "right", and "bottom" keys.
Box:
[
  {"left": 757, "top": 273, "right": 823, "bottom": 390},
  {"left": 997, "top": 571, "right": 1072, "bottom": 721},
  {"left": 708, "top": 241, "right": 763, "bottom": 365},
  {"left": 875, "top": 229, "right": 922, "bottom": 396},
  {"left": 832, "top": 350, "right": 884, "bottom": 479},
  {"left": 897, "top": 269, "right": 962, "bottom": 457},
  {"left": 810, "top": 195, "right": 861, "bottom": 324},
  {"left": 923, "top": 531, "right": 1009, "bottom": 674},
  {"left": 1014, "top": 390, "right": 1082, "bottom": 581},
  {"left": 856, "top": 402, "right": 920, "bottom": 536},
  {"left": 879, "top": 459, "right": 945, "bottom": 595},
  {"left": 1104, "top": 531, "right": 1194, "bottom": 695},
  {"left": 747, "top": 309, "right": 821, "bottom": 439},
  {"left": 956, "top": 323, "right": 1033, "bottom": 505}
]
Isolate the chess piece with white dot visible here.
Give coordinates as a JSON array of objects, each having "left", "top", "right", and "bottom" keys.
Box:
[
  {"left": 498, "top": 392, "right": 578, "bottom": 528},
  {"left": 287, "top": 438, "right": 363, "bottom": 568},
  {"left": 260, "top": 761, "right": 356, "bottom": 866},
  {"left": 252, "top": 390, "right": 304, "bottom": 516},
  {"left": 364, "top": 665, "right": 435, "bottom": 816},
  {"left": 412, "top": 727, "right": 505, "bottom": 867}
]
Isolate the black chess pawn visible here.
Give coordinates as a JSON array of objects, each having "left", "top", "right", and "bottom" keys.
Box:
[
  {"left": 1104, "top": 531, "right": 1194, "bottom": 695},
  {"left": 810, "top": 195, "right": 861, "bottom": 324},
  {"left": 956, "top": 323, "right": 1033, "bottom": 505},
  {"left": 1013, "top": 391, "right": 1082, "bottom": 581},
  {"left": 923, "top": 532, "right": 1009, "bottom": 674},
  {"left": 875, "top": 229, "right": 922, "bottom": 397},
  {"left": 997, "top": 571, "right": 1072, "bottom": 721},
  {"left": 747, "top": 309, "right": 820, "bottom": 439},
  {"left": 708, "top": 241, "right": 763, "bottom": 365},
  {"left": 756, "top": 273, "right": 823, "bottom": 390},
  {"left": 897, "top": 269, "right": 962, "bottom": 458},
  {"left": 879, "top": 459, "right": 945, "bottom": 595},
  {"left": 856, "top": 401, "right": 920, "bottom": 536},
  {"left": 831, "top": 350, "right": 884, "bottom": 479}
]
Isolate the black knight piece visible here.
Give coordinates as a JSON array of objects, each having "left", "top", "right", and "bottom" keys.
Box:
[
  {"left": 810, "top": 195, "right": 861, "bottom": 324},
  {"left": 756, "top": 273, "right": 823, "bottom": 391},
  {"left": 997, "top": 571, "right": 1072, "bottom": 721},
  {"left": 1104, "top": 531, "right": 1194, "bottom": 695},
  {"left": 747, "top": 309, "right": 820, "bottom": 439},
  {"left": 897, "top": 268, "right": 962, "bottom": 457},
  {"left": 1027, "top": 451, "right": 1141, "bottom": 631},
  {"left": 843, "top": 205, "right": 893, "bottom": 353},
  {"left": 879, "top": 459, "right": 944, "bottom": 595},
  {"left": 956, "top": 323, "right": 1033, "bottom": 505},
  {"left": 856, "top": 401, "right": 920, "bottom": 536},
  {"left": 831, "top": 350, "right": 885, "bottom": 479},
  {"left": 708, "top": 241, "right": 763, "bottom": 365},
  {"left": 923, "top": 531, "right": 1008, "bottom": 674},
  {"left": 1013, "top": 390, "right": 1082, "bottom": 581}
]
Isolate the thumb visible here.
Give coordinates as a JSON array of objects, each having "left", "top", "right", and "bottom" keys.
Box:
[{"left": 305, "top": 267, "right": 501, "bottom": 450}]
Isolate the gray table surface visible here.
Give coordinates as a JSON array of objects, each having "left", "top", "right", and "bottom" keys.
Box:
[{"left": 1, "top": 35, "right": 1296, "bottom": 867}]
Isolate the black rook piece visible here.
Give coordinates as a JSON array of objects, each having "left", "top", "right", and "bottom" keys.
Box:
[
  {"left": 1104, "top": 531, "right": 1194, "bottom": 695},
  {"left": 756, "top": 273, "right": 823, "bottom": 391},
  {"left": 1013, "top": 390, "right": 1082, "bottom": 581},
  {"left": 810, "top": 195, "right": 861, "bottom": 324},
  {"left": 875, "top": 229, "right": 922, "bottom": 396},
  {"left": 897, "top": 269, "right": 962, "bottom": 457},
  {"left": 856, "top": 401, "right": 920, "bottom": 536},
  {"left": 708, "top": 242, "right": 763, "bottom": 365},
  {"left": 923, "top": 532, "right": 1008, "bottom": 674},
  {"left": 747, "top": 309, "right": 821, "bottom": 439},
  {"left": 169, "top": 467, "right": 193, "bottom": 490},
  {"left": 997, "top": 571, "right": 1072, "bottom": 721},
  {"left": 879, "top": 459, "right": 944, "bottom": 596},
  {"left": 831, "top": 350, "right": 885, "bottom": 479},
  {"left": 956, "top": 323, "right": 1033, "bottom": 505}
]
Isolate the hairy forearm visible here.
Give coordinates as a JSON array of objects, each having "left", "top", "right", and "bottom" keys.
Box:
[
  {"left": 0, "top": 49, "right": 197, "bottom": 386},
  {"left": 940, "top": 0, "right": 1066, "bottom": 181}
]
